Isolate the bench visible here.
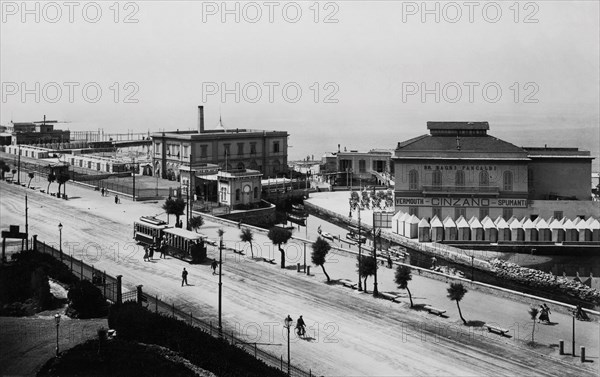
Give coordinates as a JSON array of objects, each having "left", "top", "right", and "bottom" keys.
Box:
[
  {"left": 423, "top": 305, "right": 446, "bottom": 316},
  {"left": 262, "top": 257, "right": 276, "bottom": 264},
  {"left": 233, "top": 249, "right": 245, "bottom": 255},
  {"left": 339, "top": 279, "right": 358, "bottom": 289},
  {"left": 485, "top": 324, "right": 509, "bottom": 336},
  {"left": 379, "top": 292, "right": 401, "bottom": 302},
  {"left": 39, "top": 189, "right": 45, "bottom": 193}
]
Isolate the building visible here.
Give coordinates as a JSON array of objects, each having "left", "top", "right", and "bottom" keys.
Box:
[
  {"left": 336, "top": 149, "right": 394, "bottom": 185},
  {"left": 5, "top": 117, "right": 70, "bottom": 145},
  {"left": 151, "top": 106, "right": 288, "bottom": 181},
  {"left": 393, "top": 121, "right": 597, "bottom": 220}
]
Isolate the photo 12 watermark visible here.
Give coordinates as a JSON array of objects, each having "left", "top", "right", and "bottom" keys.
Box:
[
  {"left": 201, "top": 1, "right": 339, "bottom": 24},
  {"left": 1, "top": 1, "right": 140, "bottom": 23},
  {"left": 201, "top": 81, "right": 339, "bottom": 104},
  {"left": 401, "top": 1, "right": 540, "bottom": 24},
  {"left": 1, "top": 82, "right": 140, "bottom": 104},
  {"left": 401, "top": 82, "right": 540, "bottom": 104}
]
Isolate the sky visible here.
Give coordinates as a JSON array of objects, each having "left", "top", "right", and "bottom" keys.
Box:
[{"left": 1, "top": 1, "right": 599, "bottom": 165}]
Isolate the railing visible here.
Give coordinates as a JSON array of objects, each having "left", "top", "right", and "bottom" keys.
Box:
[
  {"left": 422, "top": 185, "right": 500, "bottom": 194},
  {"left": 33, "top": 238, "right": 312, "bottom": 377}
]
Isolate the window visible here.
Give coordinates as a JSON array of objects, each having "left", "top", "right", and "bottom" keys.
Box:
[
  {"left": 455, "top": 170, "right": 465, "bottom": 187},
  {"left": 409, "top": 207, "right": 419, "bottom": 217},
  {"left": 224, "top": 144, "right": 230, "bottom": 157},
  {"left": 479, "top": 207, "right": 489, "bottom": 219},
  {"left": 432, "top": 207, "right": 442, "bottom": 219},
  {"left": 253, "top": 187, "right": 258, "bottom": 199},
  {"left": 235, "top": 189, "right": 240, "bottom": 201},
  {"left": 96, "top": 163, "right": 101, "bottom": 171},
  {"left": 250, "top": 142, "right": 257, "bottom": 155},
  {"left": 237, "top": 142, "right": 244, "bottom": 156},
  {"left": 503, "top": 171, "right": 513, "bottom": 191},
  {"left": 359, "top": 160, "right": 366, "bottom": 173},
  {"left": 200, "top": 145, "right": 208, "bottom": 158},
  {"left": 455, "top": 208, "right": 466, "bottom": 219},
  {"left": 220, "top": 187, "right": 227, "bottom": 202},
  {"left": 432, "top": 170, "right": 442, "bottom": 188},
  {"left": 479, "top": 170, "right": 489, "bottom": 187},
  {"left": 409, "top": 170, "right": 419, "bottom": 190},
  {"left": 502, "top": 208, "right": 513, "bottom": 219},
  {"left": 273, "top": 141, "right": 280, "bottom": 153},
  {"left": 553, "top": 211, "right": 563, "bottom": 221}
]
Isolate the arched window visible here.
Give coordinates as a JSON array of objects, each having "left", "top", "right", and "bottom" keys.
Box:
[
  {"left": 455, "top": 170, "right": 465, "bottom": 187},
  {"left": 432, "top": 170, "right": 442, "bottom": 188},
  {"left": 408, "top": 170, "right": 419, "bottom": 190},
  {"left": 479, "top": 170, "right": 489, "bottom": 187},
  {"left": 235, "top": 189, "right": 240, "bottom": 201},
  {"left": 237, "top": 162, "right": 245, "bottom": 170},
  {"left": 503, "top": 171, "right": 513, "bottom": 191}
]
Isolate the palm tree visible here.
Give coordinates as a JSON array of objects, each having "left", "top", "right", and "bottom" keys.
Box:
[
  {"left": 162, "top": 197, "right": 186, "bottom": 225},
  {"left": 357, "top": 255, "right": 377, "bottom": 293},
  {"left": 47, "top": 172, "right": 56, "bottom": 193},
  {"left": 240, "top": 228, "right": 254, "bottom": 258},
  {"left": 27, "top": 172, "right": 34, "bottom": 188},
  {"left": 311, "top": 237, "right": 332, "bottom": 282},
  {"left": 189, "top": 215, "right": 204, "bottom": 232},
  {"left": 395, "top": 265, "right": 414, "bottom": 307},
  {"left": 528, "top": 306, "right": 539, "bottom": 343},
  {"left": 267, "top": 227, "right": 292, "bottom": 268},
  {"left": 447, "top": 282, "right": 468, "bottom": 325}
]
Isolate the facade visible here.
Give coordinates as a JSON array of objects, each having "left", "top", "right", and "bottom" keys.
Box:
[
  {"left": 151, "top": 106, "right": 288, "bottom": 181},
  {"left": 6, "top": 120, "right": 70, "bottom": 145},
  {"left": 217, "top": 170, "right": 263, "bottom": 207},
  {"left": 393, "top": 122, "right": 597, "bottom": 220},
  {"left": 336, "top": 149, "right": 394, "bottom": 184}
]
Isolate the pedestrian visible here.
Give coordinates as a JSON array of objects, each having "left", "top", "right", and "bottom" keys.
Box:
[
  {"left": 115, "top": 194, "right": 119, "bottom": 204},
  {"left": 543, "top": 303, "right": 551, "bottom": 322},
  {"left": 538, "top": 304, "right": 549, "bottom": 323},
  {"left": 143, "top": 247, "right": 149, "bottom": 262},
  {"left": 148, "top": 245, "right": 154, "bottom": 260},
  {"left": 159, "top": 240, "right": 166, "bottom": 258},
  {"left": 431, "top": 256, "right": 437, "bottom": 269},
  {"left": 181, "top": 268, "right": 188, "bottom": 286},
  {"left": 101, "top": 187, "right": 105, "bottom": 197},
  {"left": 211, "top": 259, "right": 218, "bottom": 275},
  {"left": 387, "top": 255, "right": 393, "bottom": 268}
]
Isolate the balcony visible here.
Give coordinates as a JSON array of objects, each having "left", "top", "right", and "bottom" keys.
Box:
[{"left": 421, "top": 185, "right": 500, "bottom": 196}]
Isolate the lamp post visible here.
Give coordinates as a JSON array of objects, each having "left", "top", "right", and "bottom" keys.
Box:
[
  {"left": 357, "top": 205, "right": 363, "bottom": 291},
  {"left": 218, "top": 229, "right": 224, "bottom": 337},
  {"left": 58, "top": 223, "right": 63, "bottom": 261},
  {"left": 284, "top": 315, "right": 293, "bottom": 376},
  {"left": 131, "top": 158, "right": 136, "bottom": 202},
  {"left": 54, "top": 313, "right": 61, "bottom": 356}
]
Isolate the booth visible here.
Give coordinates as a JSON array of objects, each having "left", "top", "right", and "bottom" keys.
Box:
[
  {"left": 430, "top": 216, "right": 444, "bottom": 242},
  {"left": 418, "top": 218, "right": 431, "bottom": 242}
]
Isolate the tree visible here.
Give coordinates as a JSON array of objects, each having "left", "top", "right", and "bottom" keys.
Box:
[
  {"left": 395, "top": 265, "right": 414, "bottom": 307},
  {"left": 447, "top": 282, "right": 468, "bottom": 325},
  {"left": 528, "top": 306, "right": 539, "bottom": 343},
  {"left": 27, "top": 172, "right": 35, "bottom": 188},
  {"left": 56, "top": 172, "right": 70, "bottom": 197},
  {"left": 47, "top": 172, "right": 56, "bottom": 193},
  {"left": 267, "top": 227, "right": 292, "bottom": 269},
  {"left": 357, "top": 255, "right": 377, "bottom": 293},
  {"left": 240, "top": 228, "right": 254, "bottom": 258},
  {"left": 189, "top": 215, "right": 204, "bottom": 232},
  {"left": 311, "top": 237, "right": 332, "bottom": 282},
  {"left": 162, "top": 197, "right": 186, "bottom": 224}
]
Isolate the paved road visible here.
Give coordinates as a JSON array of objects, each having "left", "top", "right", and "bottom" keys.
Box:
[{"left": 2, "top": 177, "right": 598, "bottom": 376}]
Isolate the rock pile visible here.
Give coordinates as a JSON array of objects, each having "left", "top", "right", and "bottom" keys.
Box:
[{"left": 489, "top": 258, "right": 600, "bottom": 305}]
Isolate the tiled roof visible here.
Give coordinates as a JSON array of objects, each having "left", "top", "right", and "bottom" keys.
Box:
[{"left": 427, "top": 121, "right": 489, "bottom": 130}]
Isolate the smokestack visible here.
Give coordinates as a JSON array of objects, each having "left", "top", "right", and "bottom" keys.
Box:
[{"left": 198, "top": 106, "right": 204, "bottom": 133}]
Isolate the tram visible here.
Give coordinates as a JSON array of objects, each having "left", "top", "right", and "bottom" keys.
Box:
[
  {"left": 162, "top": 228, "right": 208, "bottom": 263},
  {"left": 133, "top": 216, "right": 170, "bottom": 246}
]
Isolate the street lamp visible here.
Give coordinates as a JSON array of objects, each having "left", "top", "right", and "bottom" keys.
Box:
[
  {"left": 54, "top": 313, "right": 61, "bottom": 356},
  {"left": 284, "top": 315, "right": 293, "bottom": 376},
  {"left": 218, "top": 229, "right": 224, "bottom": 337},
  {"left": 58, "top": 223, "right": 63, "bottom": 261}
]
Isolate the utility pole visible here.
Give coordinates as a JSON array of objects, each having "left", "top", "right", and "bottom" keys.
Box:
[
  {"left": 218, "top": 230, "right": 224, "bottom": 337},
  {"left": 132, "top": 158, "right": 136, "bottom": 201},
  {"left": 17, "top": 145, "right": 21, "bottom": 185},
  {"left": 25, "top": 195, "right": 28, "bottom": 250},
  {"left": 373, "top": 227, "right": 379, "bottom": 297},
  {"left": 357, "top": 207, "right": 362, "bottom": 291}
]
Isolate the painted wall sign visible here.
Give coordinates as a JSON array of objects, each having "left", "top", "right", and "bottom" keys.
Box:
[{"left": 395, "top": 197, "right": 527, "bottom": 208}]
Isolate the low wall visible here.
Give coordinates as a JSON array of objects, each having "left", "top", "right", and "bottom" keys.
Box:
[{"left": 212, "top": 203, "right": 276, "bottom": 228}]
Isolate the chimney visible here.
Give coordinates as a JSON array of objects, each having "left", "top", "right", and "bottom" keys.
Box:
[{"left": 198, "top": 106, "right": 204, "bottom": 133}]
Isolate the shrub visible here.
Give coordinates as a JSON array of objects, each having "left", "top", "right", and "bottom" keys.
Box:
[{"left": 67, "top": 280, "right": 108, "bottom": 319}]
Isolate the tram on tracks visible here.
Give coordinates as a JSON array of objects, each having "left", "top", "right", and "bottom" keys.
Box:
[
  {"left": 133, "top": 216, "right": 170, "bottom": 246},
  {"left": 162, "top": 228, "right": 208, "bottom": 263}
]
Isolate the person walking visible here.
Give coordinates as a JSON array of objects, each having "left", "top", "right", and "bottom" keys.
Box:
[
  {"left": 296, "top": 315, "right": 306, "bottom": 337},
  {"left": 143, "top": 247, "right": 149, "bottom": 262},
  {"left": 101, "top": 187, "right": 105, "bottom": 197},
  {"left": 181, "top": 268, "right": 188, "bottom": 286},
  {"left": 387, "top": 255, "right": 393, "bottom": 268},
  {"left": 114, "top": 194, "right": 119, "bottom": 204},
  {"left": 159, "top": 240, "right": 166, "bottom": 258},
  {"left": 211, "top": 259, "right": 218, "bottom": 275}
]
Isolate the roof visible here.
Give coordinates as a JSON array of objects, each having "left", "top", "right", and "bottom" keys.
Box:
[
  {"left": 394, "top": 134, "right": 528, "bottom": 160},
  {"left": 163, "top": 228, "right": 206, "bottom": 240},
  {"left": 523, "top": 147, "right": 592, "bottom": 159},
  {"left": 427, "top": 121, "right": 489, "bottom": 130}
]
